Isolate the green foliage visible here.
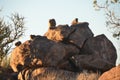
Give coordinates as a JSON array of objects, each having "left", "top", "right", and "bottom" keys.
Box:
[
  {"left": 93, "top": 0, "right": 120, "bottom": 39},
  {"left": 0, "top": 12, "right": 25, "bottom": 65}
]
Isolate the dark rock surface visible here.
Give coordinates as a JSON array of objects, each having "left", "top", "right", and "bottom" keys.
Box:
[
  {"left": 44, "top": 22, "right": 94, "bottom": 48},
  {"left": 69, "top": 22, "right": 94, "bottom": 48},
  {"left": 10, "top": 36, "right": 79, "bottom": 72},
  {"left": 74, "top": 34, "right": 117, "bottom": 72},
  {"left": 9, "top": 20, "right": 117, "bottom": 80}
]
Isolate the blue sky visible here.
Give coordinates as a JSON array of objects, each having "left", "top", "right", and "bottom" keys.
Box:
[{"left": 0, "top": 0, "right": 120, "bottom": 65}]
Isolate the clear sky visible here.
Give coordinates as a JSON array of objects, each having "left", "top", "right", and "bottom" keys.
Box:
[{"left": 0, "top": 0, "right": 120, "bottom": 65}]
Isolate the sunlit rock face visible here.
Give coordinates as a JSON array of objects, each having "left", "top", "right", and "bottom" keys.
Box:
[
  {"left": 10, "top": 36, "right": 79, "bottom": 72},
  {"left": 44, "top": 22, "right": 94, "bottom": 48},
  {"left": 44, "top": 24, "right": 73, "bottom": 41},
  {"left": 10, "top": 40, "right": 31, "bottom": 72},
  {"left": 99, "top": 65, "right": 120, "bottom": 80},
  {"left": 74, "top": 34, "right": 117, "bottom": 72}
]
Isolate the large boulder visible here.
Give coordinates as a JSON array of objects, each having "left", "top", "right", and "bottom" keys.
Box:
[
  {"left": 44, "top": 22, "right": 94, "bottom": 49},
  {"left": 10, "top": 36, "right": 79, "bottom": 72},
  {"left": 73, "top": 34, "right": 117, "bottom": 72},
  {"left": 69, "top": 22, "right": 94, "bottom": 48},
  {"left": 99, "top": 65, "right": 120, "bottom": 80},
  {"left": 44, "top": 24, "right": 73, "bottom": 41}
]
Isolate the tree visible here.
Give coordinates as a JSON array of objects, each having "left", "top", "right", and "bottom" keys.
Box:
[
  {"left": 93, "top": 0, "right": 120, "bottom": 39},
  {"left": 0, "top": 12, "right": 25, "bottom": 64}
]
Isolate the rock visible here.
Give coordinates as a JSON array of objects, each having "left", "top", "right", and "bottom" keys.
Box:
[
  {"left": 44, "top": 24, "right": 74, "bottom": 42},
  {"left": 0, "top": 67, "right": 18, "bottom": 80},
  {"left": 69, "top": 22, "right": 94, "bottom": 48},
  {"left": 99, "top": 65, "right": 120, "bottom": 80},
  {"left": 73, "top": 34, "right": 117, "bottom": 72},
  {"left": 57, "top": 58, "right": 79, "bottom": 72},
  {"left": 45, "top": 22, "right": 94, "bottom": 48},
  {"left": 10, "top": 19, "right": 117, "bottom": 79},
  {"left": 10, "top": 35, "right": 79, "bottom": 72},
  {"left": 81, "top": 34, "right": 117, "bottom": 65},
  {"left": 44, "top": 29, "right": 57, "bottom": 40},
  {"left": 10, "top": 40, "right": 31, "bottom": 72}
]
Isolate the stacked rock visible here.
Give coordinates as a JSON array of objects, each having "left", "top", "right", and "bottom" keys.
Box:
[{"left": 10, "top": 19, "right": 117, "bottom": 80}]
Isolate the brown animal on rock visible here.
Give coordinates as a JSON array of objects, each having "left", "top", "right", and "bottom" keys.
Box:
[
  {"left": 30, "top": 35, "right": 36, "bottom": 40},
  {"left": 71, "top": 18, "right": 78, "bottom": 25},
  {"left": 15, "top": 41, "right": 22, "bottom": 46},
  {"left": 48, "top": 18, "right": 56, "bottom": 29}
]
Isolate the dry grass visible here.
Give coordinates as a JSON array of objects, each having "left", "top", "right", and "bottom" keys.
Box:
[
  {"left": 77, "top": 70, "right": 101, "bottom": 80},
  {"left": 18, "top": 67, "right": 101, "bottom": 80}
]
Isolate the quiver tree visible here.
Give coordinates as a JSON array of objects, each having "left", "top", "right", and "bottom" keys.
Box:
[{"left": 0, "top": 13, "right": 25, "bottom": 64}]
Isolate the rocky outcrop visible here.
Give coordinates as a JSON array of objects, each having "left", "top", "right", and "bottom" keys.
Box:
[
  {"left": 99, "top": 65, "right": 120, "bottom": 80},
  {"left": 10, "top": 20, "right": 117, "bottom": 80},
  {"left": 10, "top": 36, "right": 79, "bottom": 72},
  {"left": 74, "top": 34, "right": 117, "bottom": 72}
]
